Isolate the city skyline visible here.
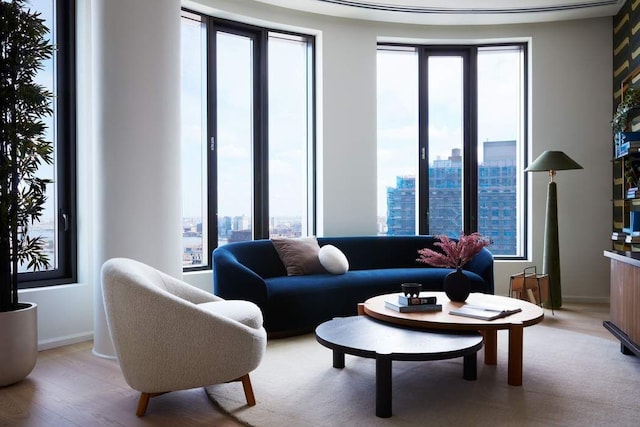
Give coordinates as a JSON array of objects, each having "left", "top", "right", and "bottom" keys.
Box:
[{"left": 181, "top": 139, "right": 519, "bottom": 265}]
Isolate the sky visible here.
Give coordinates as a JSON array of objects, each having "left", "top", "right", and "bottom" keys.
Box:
[
  {"left": 24, "top": 0, "right": 56, "bottom": 229},
  {"left": 181, "top": 18, "right": 311, "bottom": 220}
]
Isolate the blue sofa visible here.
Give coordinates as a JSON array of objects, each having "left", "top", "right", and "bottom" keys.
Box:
[{"left": 213, "top": 236, "right": 494, "bottom": 335}]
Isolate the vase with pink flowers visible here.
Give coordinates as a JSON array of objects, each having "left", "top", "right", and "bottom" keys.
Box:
[{"left": 417, "top": 233, "right": 491, "bottom": 302}]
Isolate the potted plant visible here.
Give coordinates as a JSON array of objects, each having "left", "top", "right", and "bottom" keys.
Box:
[
  {"left": 0, "top": 0, "right": 54, "bottom": 386},
  {"left": 612, "top": 85, "right": 640, "bottom": 134},
  {"left": 417, "top": 233, "right": 491, "bottom": 302}
]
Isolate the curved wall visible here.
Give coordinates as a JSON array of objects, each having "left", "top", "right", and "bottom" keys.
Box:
[
  {"left": 187, "top": 0, "right": 612, "bottom": 302},
  {"left": 23, "top": 0, "right": 613, "bottom": 351}
]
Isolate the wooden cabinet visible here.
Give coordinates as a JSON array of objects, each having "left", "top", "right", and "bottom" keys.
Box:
[{"left": 603, "top": 250, "right": 640, "bottom": 356}]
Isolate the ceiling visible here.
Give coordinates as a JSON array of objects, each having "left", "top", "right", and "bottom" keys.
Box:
[{"left": 253, "top": 0, "right": 625, "bottom": 25}]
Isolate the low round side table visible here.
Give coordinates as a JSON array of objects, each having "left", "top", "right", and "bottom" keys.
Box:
[
  {"left": 360, "top": 291, "right": 544, "bottom": 386},
  {"left": 315, "top": 315, "right": 483, "bottom": 418}
]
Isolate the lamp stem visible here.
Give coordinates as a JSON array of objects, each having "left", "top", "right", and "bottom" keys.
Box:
[{"left": 543, "top": 180, "right": 561, "bottom": 308}]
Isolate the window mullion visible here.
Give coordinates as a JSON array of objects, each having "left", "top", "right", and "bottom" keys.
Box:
[
  {"left": 418, "top": 47, "right": 429, "bottom": 235},
  {"left": 465, "top": 48, "right": 479, "bottom": 234},
  {"left": 206, "top": 18, "right": 218, "bottom": 268},
  {"left": 253, "top": 30, "right": 269, "bottom": 240}
]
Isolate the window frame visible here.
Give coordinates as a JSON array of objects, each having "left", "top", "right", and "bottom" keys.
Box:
[
  {"left": 20, "top": 0, "right": 77, "bottom": 288},
  {"left": 379, "top": 42, "right": 528, "bottom": 260},
  {"left": 182, "top": 10, "right": 317, "bottom": 271}
]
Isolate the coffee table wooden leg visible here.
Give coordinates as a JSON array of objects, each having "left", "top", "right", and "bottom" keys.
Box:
[
  {"left": 333, "top": 350, "right": 345, "bottom": 368},
  {"left": 508, "top": 322, "right": 524, "bottom": 386},
  {"left": 483, "top": 330, "right": 497, "bottom": 365},
  {"left": 463, "top": 352, "right": 477, "bottom": 380},
  {"left": 375, "top": 352, "right": 392, "bottom": 418}
]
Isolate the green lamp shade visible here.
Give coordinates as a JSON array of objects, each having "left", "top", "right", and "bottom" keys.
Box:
[{"left": 525, "top": 150, "right": 583, "bottom": 172}]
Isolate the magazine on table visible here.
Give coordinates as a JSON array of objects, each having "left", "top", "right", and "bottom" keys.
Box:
[{"left": 449, "top": 303, "right": 522, "bottom": 320}]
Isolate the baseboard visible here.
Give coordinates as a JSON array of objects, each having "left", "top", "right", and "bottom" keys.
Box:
[
  {"left": 38, "top": 332, "right": 93, "bottom": 351},
  {"left": 562, "top": 296, "right": 610, "bottom": 304}
]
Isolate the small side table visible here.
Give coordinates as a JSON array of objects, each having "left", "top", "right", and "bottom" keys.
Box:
[{"left": 315, "top": 316, "right": 483, "bottom": 418}]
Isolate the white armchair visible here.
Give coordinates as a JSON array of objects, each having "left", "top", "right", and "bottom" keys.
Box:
[{"left": 101, "top": 257, "right": 267, "bottom": 416}]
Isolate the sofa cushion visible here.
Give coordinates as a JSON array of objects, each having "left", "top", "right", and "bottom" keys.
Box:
[
  {"left": 318, "top": 244, "right": 349, "bottom": 274},
  {"left": 271, "top": 236, "right": 326, "bottom": 276},
  {"left": 265, "top": 268, "right": 487, "bottom": 299},
  {"left": 261, "top": 268, "right": 489, "bottom": 333}
]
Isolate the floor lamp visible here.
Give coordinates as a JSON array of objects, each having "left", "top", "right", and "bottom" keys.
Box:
[{"left": 525, "top": 151, "right": 582, "bottom": 309}]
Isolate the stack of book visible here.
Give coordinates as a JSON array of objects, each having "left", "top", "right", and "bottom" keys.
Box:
[
  {"left": 626, "top": 234, "right": 640, "bottom": 244},
  {"left": 628, "top": 187, "right": 639, "bottom": 199},
  {"left": 384, "top": 293, "right": 442, "bottom": 312},
  {"left": 611, "top": 231, "right": 629, "bottom": 242},
  {"left": 615, "top": 132, "right": 640, "bottom": 157}
]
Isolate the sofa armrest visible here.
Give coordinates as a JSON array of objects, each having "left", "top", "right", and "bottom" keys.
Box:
[
  {"left": 213, "top": 248, "right": 269, "bottom": 307},
  {"left": 463, "top": 247, "right": 494, "bottom": 294}
]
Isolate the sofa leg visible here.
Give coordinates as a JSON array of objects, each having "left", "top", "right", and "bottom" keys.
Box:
[
  {"left": 240, "top": 374, "right": 256, "bottom": 406},
  {"left": 136, "top": 392, "right": 167, "bottom": 416}
]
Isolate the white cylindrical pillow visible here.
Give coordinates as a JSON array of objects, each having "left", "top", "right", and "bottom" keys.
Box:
[{"left": 318, "top": 244, "right": 349, "bottom": 274}]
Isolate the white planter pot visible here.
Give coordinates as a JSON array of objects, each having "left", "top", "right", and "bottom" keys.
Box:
[{"left": 0, "top": 302, "right": 38, "bottom": 386}]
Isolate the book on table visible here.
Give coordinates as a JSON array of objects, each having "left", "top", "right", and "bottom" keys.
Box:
[
  {"left": 449, "top": 304, "right": 522, "bottom": 320},
  {"left": 384, "top": 299, "right": 442, "bottom": 313},
  {"left": 397, "top": 294, "right": 438, "bottom": 306}
]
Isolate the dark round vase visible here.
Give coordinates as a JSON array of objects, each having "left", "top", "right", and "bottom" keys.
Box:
[{"left": 444, "top": 268, "right": 471, "bottom": 302}]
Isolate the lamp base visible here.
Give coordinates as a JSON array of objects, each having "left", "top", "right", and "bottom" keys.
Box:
[{"left": 542, "top": 181, "right": 561, "bottom": 309}]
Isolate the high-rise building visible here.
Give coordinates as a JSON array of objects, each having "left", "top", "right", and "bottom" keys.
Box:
[
  {"left": 386, "top": 176, "right": 415, "bottom": 235},
  {"left": 478, "top": 140, "right": 517, "bottom": 255},
  {"left": 429, "top": 151, "right": 463, "bottom": 237},
  {"left": 384, "top": 140, "right": 518, "bottom": 255}
]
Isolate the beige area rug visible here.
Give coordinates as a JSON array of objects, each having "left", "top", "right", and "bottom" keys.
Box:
[{"left": 206, "top": 320, "right": 640, "bottom": 427}]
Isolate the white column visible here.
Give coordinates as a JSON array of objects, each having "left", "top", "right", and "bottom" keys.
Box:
[{"left": 92, "top": 0, "right": 182, "bottom": 358}]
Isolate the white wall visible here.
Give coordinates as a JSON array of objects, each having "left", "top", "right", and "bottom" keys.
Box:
[{"left": 22, "top": 0, "right": 613, "bottom": 350}]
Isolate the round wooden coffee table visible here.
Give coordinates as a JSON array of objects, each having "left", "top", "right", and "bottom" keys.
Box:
[{"left": 360, "top": 292, "right": 544, "bottom": 386}]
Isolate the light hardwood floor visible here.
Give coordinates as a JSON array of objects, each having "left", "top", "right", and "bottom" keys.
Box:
[{"left": 0, "top": 302, "right": 617, "bottom": 426}]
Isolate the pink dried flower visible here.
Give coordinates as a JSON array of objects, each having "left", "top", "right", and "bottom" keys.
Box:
[{"left": 417, "top": 233, "right": 490, "bottom": 269}]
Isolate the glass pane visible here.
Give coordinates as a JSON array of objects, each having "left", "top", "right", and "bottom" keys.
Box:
[
  {"left": 268, "top": 34, "right": 310, "bottom": 238},
  {"left": 428, "top": 56, "right": 463, "bottom": 237},
  {"left": 477, "top": 47, "right": 523, "bottom": 256},
  {"left": 216, "top": 31, "right": 254, "bottom": 245},
  {"left": 19, "top": 0, "right": 56, "bottom": 273},
  {"left": 180, "top": 14, "right": 207, "bottom": 267},
  {"left": 376, "top": 48, "right": 418, "bottom": 235}
]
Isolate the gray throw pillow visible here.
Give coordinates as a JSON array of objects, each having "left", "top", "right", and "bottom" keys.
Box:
[{"left": 271, "top": 236, "right": 327, "bottom": 276}]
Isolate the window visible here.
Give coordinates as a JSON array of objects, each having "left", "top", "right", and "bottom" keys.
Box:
[
  {"left": 20, "top": 0, "right": 77, "bottom": 287},
  {"left": 181, "top": 11, "right": 315, "bottom": 269},
  {"left": 377, "top": 44, "right": 526, "bottom": 258}
]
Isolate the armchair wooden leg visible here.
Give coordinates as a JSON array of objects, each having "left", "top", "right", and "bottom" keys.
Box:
[
  {"left": 136, "top": 393, "right": 151, "bottom": 417},
  {"left": 136, "top": 392, "right": 168, "bottom": 417},
  {"left": 240, "top": 374, "right": 256, "bottom": 406}
]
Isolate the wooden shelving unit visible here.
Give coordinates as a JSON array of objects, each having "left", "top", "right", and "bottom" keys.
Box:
[{"left": 607, "top": 70, "right": 640, "bottom": 356}]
